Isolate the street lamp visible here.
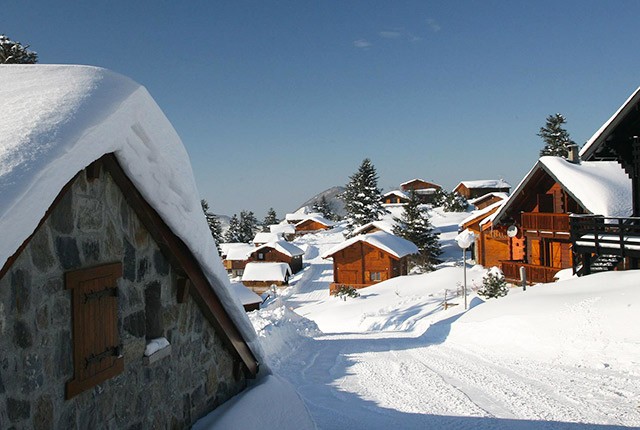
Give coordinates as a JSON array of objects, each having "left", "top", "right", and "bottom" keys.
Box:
[{"left": 455, "top": 229, "right": 475, "bottom": 310}]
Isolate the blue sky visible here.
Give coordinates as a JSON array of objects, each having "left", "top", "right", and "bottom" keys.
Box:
[{"left": 4, "top": 1, "right": 640, "bottom": 218}]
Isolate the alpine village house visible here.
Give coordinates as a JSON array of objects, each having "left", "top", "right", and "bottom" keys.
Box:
[{"left": 0, "top": 66, "right": 261, "bottom": 428}]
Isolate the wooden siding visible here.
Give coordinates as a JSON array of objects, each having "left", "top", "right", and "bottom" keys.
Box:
[{"left": 401, "top": 180, "right": 441, "bottom": 192}]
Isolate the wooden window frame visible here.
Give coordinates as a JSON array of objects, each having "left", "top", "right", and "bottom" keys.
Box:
[{"left": 66, "top": 262, "right": 124, "bottom": 399}]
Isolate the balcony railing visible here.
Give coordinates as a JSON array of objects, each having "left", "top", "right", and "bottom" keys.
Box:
[
  {"left": 570, "top": 215, "right": 640, "bottom": 258},
  {"left": 521, "top": 212, "right": 570, "bottom": 235},
  {"left": 500, "top": 260, "right": 561, "bottom": 284}
]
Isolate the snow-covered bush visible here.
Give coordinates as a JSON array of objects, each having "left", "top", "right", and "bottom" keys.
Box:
[
  {"left": 477, "top": 267, "right": 508, "bottom": 299},
  {"left": 335, "top": 285, "right": 360, "bottom": 299}
]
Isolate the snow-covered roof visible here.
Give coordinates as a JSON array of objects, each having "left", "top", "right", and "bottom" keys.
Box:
[
  {"left": 351, "top": 219, "right": 397, "bottom": 236},
  {"left": 382, "top": 190, "right": 409, "bottom": 199},
  {"left": 455, "top": 179, "right": 511, "bottom": 190},
  {"left": 296, "top": 215, "right": 334, "bottom": 228},
  {"left": 285, "top": 207, "right": 322, "bottom": 222},
  {"left": 459, "top": 200, "right": 506, "bottom": 229},
  {"left": 0, "top": 65, "right": 262, "bottom": 366},
  {"left": 252, "top": 241, "right": 304, "bottom": 257},
  {"left": 492, "top": 156, "right": 632, "bottom": 225},
  {"left": 269, "top": 223, "right": 295, "bottom": 235},
  {"left": 321, "top": 231, "right": 418, "bottom": 259},
  {"left": 253, "top": 232, "right": 283, "bottom": 244},
  {"left": 241, "top": 262, "right": 292, "bottom": 282},
  {"left": 400, "top": 178, "right": 442, "bottom": 188},
  {"left": 222, "top": 243, "right": 255, "bottom": 261},
  {"left": 231, "top": 283, "right": 263, "bottom": 306},
  {"left": 468, "top": 192, "right": 509, "bottom": 206},
  {"left": 580, "top": 86, "right": 640, "bottom": 160}
]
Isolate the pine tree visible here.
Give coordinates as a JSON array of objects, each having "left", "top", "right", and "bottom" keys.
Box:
[
  {"left": 238, "top": 210, "right": 259, "bottom": 243},
  {"left": 341, "top": 158, "right": 386, "bottom": 233},
  {"left": 201, "top": 200, "right": 223, "bottom": 254},
  {"left": 393, "top": 190, "right": 442, "bottom": 271},
  {"left": 433, "top": 189, "right": 468, "bottom": 212},
  {"left": 477, "top": 267, "right": 509, "bottom": 299},
  {"left": 0, "top": 34, "right": 38, "bottom": 64},
  {"left": 262, "top": 208, "right": 279, "bottom": 232},
  {"left": 224, "top": 214, "right": 242, "bottom": 243},
  {"left": 312, "top": 195, "right": 336, "bottom": 221},
  {"left": 538, "top": 113, "right": 576, "bottom": 158}
]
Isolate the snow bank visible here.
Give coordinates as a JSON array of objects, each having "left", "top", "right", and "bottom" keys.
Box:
[
  {"left": 447, "top": 271, "right": 640, "bottom": 372},
  {"left": 193, "top": 374, "right": 315, "bottom": 430}
]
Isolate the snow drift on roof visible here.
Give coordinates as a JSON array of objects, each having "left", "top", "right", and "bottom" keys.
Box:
[
  {"left": 253, "top": 241, "right": 304, "bottom": 257},
  {"left": 0, "top": 65, "right": 263, "bottom": 364},
  {"left": 269, "top": 223, "right": 295, "bottom": 234},
  {"left": 321, "top": 231, "right": 418, "bottom": 259},
  {"left": 231, "top": 283, "right": 263, "bottom": 306},
  {"left": 223, "top": 243, "right": 255, "bottom": 261},
  {"left": 456, "top": 179, "right": 511, "bottom": 190},
  {"left": 242, "top": 262, "right": 292, "bottom": 282}
]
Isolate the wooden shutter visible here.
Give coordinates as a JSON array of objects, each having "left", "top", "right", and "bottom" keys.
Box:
[{"left": 66, "top": 263, "right": 124, "bottom": 399}]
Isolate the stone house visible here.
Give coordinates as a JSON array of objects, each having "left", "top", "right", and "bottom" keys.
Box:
[{"left": 0, "top": 66, "right": 261, "bottom": 429}]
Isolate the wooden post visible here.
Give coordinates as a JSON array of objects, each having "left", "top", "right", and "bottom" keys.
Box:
[{"left": 519, "top": 266, "right": 527, "bottom": 291}]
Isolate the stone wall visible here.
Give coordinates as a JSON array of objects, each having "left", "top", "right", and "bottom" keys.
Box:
[{"left": 0, "top": 167, "right": 247, "bottom": 429}]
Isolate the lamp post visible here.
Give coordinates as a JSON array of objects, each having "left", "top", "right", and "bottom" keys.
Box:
[{"left": 455, "top": 229, "right": 475, "bottom": 310}]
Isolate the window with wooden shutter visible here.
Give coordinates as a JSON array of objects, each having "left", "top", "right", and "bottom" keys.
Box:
[{"left": 65, "top": 262, "right": 124, "bottom": 399}]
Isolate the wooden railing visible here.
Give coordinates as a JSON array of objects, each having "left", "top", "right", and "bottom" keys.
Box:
[
  {"left": 521, "top": 212, "right": 570, "bottom": 234},
  {"left": 570, "top": 215, "right": 640, "bottom": 259},
  {"left": 500, "top": 260, "right": 561, "bottom": 284}
]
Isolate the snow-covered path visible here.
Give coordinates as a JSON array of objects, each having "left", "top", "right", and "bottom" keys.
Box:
[{"left": 255, "top": 223, "right": 640, "bottom": 430}]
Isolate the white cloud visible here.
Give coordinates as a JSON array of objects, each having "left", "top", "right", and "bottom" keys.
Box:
[
  {"left": 379, "top": 31, "right": 401, "bottom": 39},
  {"left": 426, "top": 18, "right": 441, "bottom": 33},
  {"left": 353, "top": 39, "right": 372, "bottom": 49}
]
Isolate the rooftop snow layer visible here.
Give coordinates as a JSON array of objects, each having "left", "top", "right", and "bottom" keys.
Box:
[
  {"left": 459, "top": 200, "right": 505, "bottom": 228},
  {"left": 269, "top": 223, "right": 295, "bottom": 234},
  {"left": 253, "top": 232, "right": 283, "bottom": 244},
  {"left": 223, "top": 243, "right": 255, "bottom": 261},
  {"left": 231, "top": 283, "right": 263, "bottom": 306},
  {"left": 0, "top": 65, "right": 263, "bottom": 364},
  {"left": 322, "top": 230, "right": 418, "bottom": 259},
  {"left": 351, "top": 219, "right": 397, "bottom": 236},
  {"left": 242, "top": 262, "right": 292, "bottom": 282},
  {"left": 296, "top": 215, "right": 334, "bottom": 227},
  {"left": 253, "top": 241, "right": 304, "bottom": 257},
  {"left": 456, "top": 179, "right": 511, "bottom": 189}
]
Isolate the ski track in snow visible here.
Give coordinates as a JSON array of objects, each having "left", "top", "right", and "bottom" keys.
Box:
[{"left": 262, "top": 227, "right": 640, "bottom": 430}]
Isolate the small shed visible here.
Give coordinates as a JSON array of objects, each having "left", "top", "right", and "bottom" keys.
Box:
[
  {"left": 248, "top": 240, "right": 304, "bottom": 273},
  {"left": 322, "top": 231, "right": 418, "bottom": 294},
  {"left": 231, "top": 283, "right": 263, "bottom": 312},
  {"left": 241, "top": 262, "right": 292, "bottom": 293},
  {"left": 295, "top": 216, "right": 334, "bottom": 235},
  {"left": 453, "top": 179, "right": 511, "bottom": 199},
  {"left": 0, "top": 65, "right": 260, "bottom": 428}
]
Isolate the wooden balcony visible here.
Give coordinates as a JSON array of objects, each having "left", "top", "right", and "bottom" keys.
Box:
[
  {"left": 500, "top": 260, "right": 561, "bottom": 284},
  {"left": 521, "top": 212, "right": 570, "bottom": 237},
  {"left": 570, "top": 215, "right": 640, "bottom": 260}
]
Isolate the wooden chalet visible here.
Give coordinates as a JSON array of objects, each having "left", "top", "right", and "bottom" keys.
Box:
[
  {"left": 459, "top": 200, "right": 513, "bottom": 268},
  {"left": 381, "top": 190, "right": 411, "bottom": 205},
  {"left": 248, "top": 240, "right": 304, "bottom": 273},
  {"left": 572, "top": 87, "right": 640, "bottom": 273},
  {"left": 269, "top": 223, "right": 296, "bottom": 241},
  {"left": 321, "top": 231, "right": 418, "bottom": 294},
  {"left": 285, "top": 207, "right": 323, "bottom": 224},
  {"left": 241, "top": 262, "right": 292, "bottom": 293},
  {"left": 295, "top": 215, "right": 334, "bottom": 235},
  {"left": 490, "top": 156, "right": 631, "bottom": 284},
  {"left": 399, "top": 178, "right": 442, "bottom": 204},
  {"left": 454, "top": 179, "right": 511, "bottom": 199},
  {"left": 0, "top": 66, "right": 260, "bottom": 428},
  {"left": 468, "top": 192, "right": 509, "bottom": 210},
  {"left": 252, "top": 232, "right": 283, "bottom": 247},
  {"left": 220, "top": 242, "right": 254, "bottom": 277}
]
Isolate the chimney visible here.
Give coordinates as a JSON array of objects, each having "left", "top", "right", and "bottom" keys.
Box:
[{"left": 567, "top": 144, "right": 580, "bottom": 163}]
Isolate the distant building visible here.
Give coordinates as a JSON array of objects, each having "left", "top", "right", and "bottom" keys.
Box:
[
  {"left": 453, "top": 179, "right": 511, "bottom": 199},
  {"left": 295, "top": 216, "right": 334, "bottom": 235},
  {"left": 242, "top": 262, "right": 292, "bottom": 293},
  {"left": 248, "top": 240, "right": 305, "bottom": 273},
  {"left": 399, "top": 178, "right": 442, "bottom": 204}
]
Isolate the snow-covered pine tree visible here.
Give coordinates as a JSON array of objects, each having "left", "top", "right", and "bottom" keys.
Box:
[
  {"left": 238, "top": 210, "right": 259, "bottom": 243},
  {"left": 0, "top": 34, "right": 38, "bottom": 64},
  {"left": 262, "top": 207, "right": 279, "bottom": 232},
  {"left": 341, "top": 158, "right": 386, "bottom": 233},
  {"left": 393, "top": 190, "right": 442, "bottom": 271},
  {"left": 477, "top": 267, "right": 509, "bottom": 299},
  {"left": 312, "top": 195, "right": 336, "bottom": 221},
  {"left": 442, "top": 191, "right": 468, "bottom": 212},
  {"left": 538, "top": 113, "right": 576, "bottom": 158},
  {"left": 201, "top": 199, "right": 223, "bottom": 253},
  {"left": 224, "top": 214, "right": 242, "bottom": 243}
]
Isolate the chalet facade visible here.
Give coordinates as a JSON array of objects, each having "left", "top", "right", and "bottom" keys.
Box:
[
  {"left": 322, "top": 231, "right": 418, "bottom": 294},
  {"left": 459, "top": 200, "right": 513, "bottom": 268},
  {"left": 221, "top": 243, "right": 254, "bottom": 277},
  {"left": 454, "top": 179, "right": 511, "bottom": 200},
  {"left": 572, "top": 87, "right": 640, "bottom": 273},
  {"left": 241, "top": 262, "right": 292, "bottom": 293},
  {"left": 295, "top": 216, "right": 334, "bottom": 235},
  {"left": 0, "top": 66, "right": 260, "bottom": 428},
  {"left": 400, "top": 179, "right": 442, "bottom": 204},
  {"left": 381, "top": 190, "right": 410, "bottom": 205},
  {"left": 490, "top": 156, "right": 631, "bottom": 284},
  {"left": 248, "top": 240, "right": 304, "bottom": 273}
]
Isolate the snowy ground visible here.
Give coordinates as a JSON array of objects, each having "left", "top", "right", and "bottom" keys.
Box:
[{"left": 207, "top": 207, "right": 640, "bottom": 429}]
